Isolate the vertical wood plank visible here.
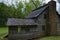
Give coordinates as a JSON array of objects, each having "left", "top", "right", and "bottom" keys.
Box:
[{"left": 8, "top": 26, "right": 18, "bottom": 40}]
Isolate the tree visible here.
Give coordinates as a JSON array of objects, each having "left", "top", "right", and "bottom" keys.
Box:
[{"left": 0, "top": 3, "right": 9, "bottom": 26}]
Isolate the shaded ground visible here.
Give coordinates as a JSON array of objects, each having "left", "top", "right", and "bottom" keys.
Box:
[{"left": 0, "top": 36, "right": 60, "bottom": 40}]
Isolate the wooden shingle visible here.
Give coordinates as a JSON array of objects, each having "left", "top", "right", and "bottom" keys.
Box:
[{"left": 7, "top": 18, "right": 37, "bottom": 26}]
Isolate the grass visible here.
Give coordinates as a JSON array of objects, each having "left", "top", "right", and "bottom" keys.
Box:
[
  {"left": 0, "top": 27, "right": 8, "bottom": 40},
  {"left": 0, "top": 27, "right": 60, "bottom": 40},
  {"left": 40, "top": 36, "right": 60, "bottom": 40},
  {"left": 0, "top": 27, "right": 8, "bottom": 36}
]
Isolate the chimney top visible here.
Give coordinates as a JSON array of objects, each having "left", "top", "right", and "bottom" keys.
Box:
[{"left": 51, "top": 0, "right": 53, "bottom": 1}]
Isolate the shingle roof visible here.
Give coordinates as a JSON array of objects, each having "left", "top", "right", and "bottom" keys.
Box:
[
  {"left": 7, "top": 18, "right": 37, "bottom": 26},
  {"left": 26, "top": 4, "right": 48, "bottom": 18}
]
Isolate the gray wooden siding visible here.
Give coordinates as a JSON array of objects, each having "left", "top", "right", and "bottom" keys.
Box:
[
  {"left": 36, "top": 11, "right": 46, "bottom": 32},
  {"left": 56, "top": 16, "right": 60, "bottom": 35}
]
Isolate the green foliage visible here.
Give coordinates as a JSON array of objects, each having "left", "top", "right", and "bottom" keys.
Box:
[
  {"left": 24, "top": 1, "right": 35, "bottom": 16},
  {"left": 0, "top": 3, "right": 8, "bottom": 26},
  {"left": 33, "top": 0, "right": 41, "bottom": 8},
  {"left": 15, "top": 2, "right": 24, "bottom": 18}
]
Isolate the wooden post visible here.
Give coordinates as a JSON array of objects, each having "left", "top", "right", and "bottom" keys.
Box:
[
  {"left": 44, "top": 7, "right": 50, "bottom": 36},
  {"left": 21, "top": 26, "right": 26, "bottom": 33},
  {"left": 8, "top": 26, "right": 18, "bottom": 40},
  {"left": 48, "top": 1, "right": 57, "bottom": 35}
]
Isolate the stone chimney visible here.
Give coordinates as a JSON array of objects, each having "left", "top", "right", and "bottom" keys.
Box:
[{"left": 48, "top": 0, "right": 57, "bottom": 36}]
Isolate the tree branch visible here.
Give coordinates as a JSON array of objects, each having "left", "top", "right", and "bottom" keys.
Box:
[{"left": 31, "top": 0, "right": 37, "bottom": 8}]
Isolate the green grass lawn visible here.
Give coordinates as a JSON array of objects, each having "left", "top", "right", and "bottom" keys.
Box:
[
  {"left": 0, "top": 27, "right": 60, "bottom": 40},
  {"left": 40, "top": 36, "right": 60, "bottom": 40},
  {"left": 0, "top": 27, "right": 8, "bottom": 36},
  {"left": 0, "top": 27, "right": 8, "bottom": 40}
]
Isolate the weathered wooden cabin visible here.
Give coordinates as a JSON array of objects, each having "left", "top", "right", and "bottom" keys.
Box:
[{"left": 7, "top": 0, "right": 60, "bottom": 40}]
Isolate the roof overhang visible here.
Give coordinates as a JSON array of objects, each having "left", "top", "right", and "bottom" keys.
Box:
[{"left": 7, "top": 18, "right": 37, "bottom": 26}]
